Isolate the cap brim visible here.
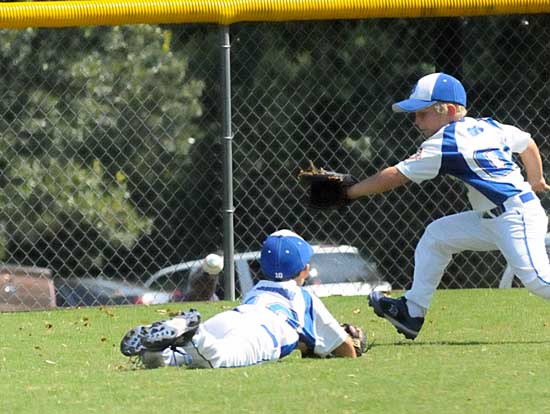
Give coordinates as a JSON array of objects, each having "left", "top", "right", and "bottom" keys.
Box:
[{"left": 392, "top": 99, "right": 435, "bottom": 113}]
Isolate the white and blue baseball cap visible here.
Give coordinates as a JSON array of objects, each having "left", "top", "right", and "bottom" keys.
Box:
[
  {"left": 260, "top": 229, "right": 314, "bottom": 281},
  {"left": 392, "top": 73, "right": 467, "bottom": 113}
]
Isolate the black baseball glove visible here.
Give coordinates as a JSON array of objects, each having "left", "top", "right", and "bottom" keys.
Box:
[
  {"left": 341, "top": 323, "right": 367, "bottom": 357},
  {"left": 298, "top": 161, "right": 358, "bottom": 209}
]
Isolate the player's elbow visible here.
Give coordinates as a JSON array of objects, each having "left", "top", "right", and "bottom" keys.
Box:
[
  {"left": 331, "top": 338, "right": 357, "bottom": 358},
  {"left": 381, "top": 167, "right": 410, "bottom": 192},
  {"left": 520, "top": 138, "right": 539, "bottom": 158}
]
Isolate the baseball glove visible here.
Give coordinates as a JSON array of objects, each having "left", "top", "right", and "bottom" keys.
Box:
[
  {"left": 298, "top": 161, "right": 358, "bottom": 209},
  {"left": 341, "top": 323, "right": 367, "bottom": 357}
]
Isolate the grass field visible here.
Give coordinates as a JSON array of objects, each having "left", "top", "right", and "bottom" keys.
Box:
[{"left": 1, "top": 289, "right": 550, "bottom": 414}]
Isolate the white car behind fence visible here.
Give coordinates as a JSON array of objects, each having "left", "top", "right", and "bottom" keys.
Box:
[{"left": 145, "top": 245, "right": 392, "bottom": 299}]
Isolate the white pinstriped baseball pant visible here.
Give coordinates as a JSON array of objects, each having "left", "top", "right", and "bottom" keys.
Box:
[{"left": 405, "top": 196, "right": 550, "bottom": 311}]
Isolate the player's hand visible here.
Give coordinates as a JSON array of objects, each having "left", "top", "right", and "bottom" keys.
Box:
[
  {"left": 297, "top": 161, "right": 358, "bottom": 209},
  {"left": 529, "top": 178, "right": 550, "bottom": 193},
  {"left": 341, "top": 323, "right": 367, "bottom": 357}
]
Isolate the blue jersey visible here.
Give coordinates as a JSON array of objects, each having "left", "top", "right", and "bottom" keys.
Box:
[
  {"left": 240, "top": 280, "right": 348, "bottom": 357},
  {"left": 396, "top": 117, "right": 532, "bottom": 211}
]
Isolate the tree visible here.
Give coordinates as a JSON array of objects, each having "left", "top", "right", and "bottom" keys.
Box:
[{"left": 0, "top": 25, "right": 206, "bottom": 278}]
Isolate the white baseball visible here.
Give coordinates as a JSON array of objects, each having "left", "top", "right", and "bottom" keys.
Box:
[{"left": 202, "top": 254, "right": 223, "bottom": 275}]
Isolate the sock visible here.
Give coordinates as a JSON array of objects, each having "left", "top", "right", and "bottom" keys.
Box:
[
  {"left": 406, "top": 299, "right": 427, "bottom": 318},
  {"left": 141, "top": 351, "right": 166, "bottom": 369}
]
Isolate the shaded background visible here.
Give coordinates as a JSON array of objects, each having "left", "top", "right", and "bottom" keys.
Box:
[{"left": 0, "top": 15, "right": 549, "bottom": 305}]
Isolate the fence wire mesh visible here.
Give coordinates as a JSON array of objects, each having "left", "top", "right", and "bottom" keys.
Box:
[{"left": 1, "top": 15, "right": 549, "bottom": 310}]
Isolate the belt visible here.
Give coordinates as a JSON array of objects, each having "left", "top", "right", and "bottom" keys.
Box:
[{"left": 481, "top": 192, "right": 535, "bottom": 219}]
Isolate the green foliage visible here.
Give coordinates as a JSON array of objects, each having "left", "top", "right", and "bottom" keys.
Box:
[
  {"left": 66, "top": 26, "right": 204, "bottom": 158},
  {"left": 1, "top": 290, "right": 550, "bottom": 413},
  {"left": 0, "top": 25, "right": 206, "bottom": 275},
  {"left": 1, "top": 17, "right": 549, "bottom": 285},
  {"left": 0, "top": 158, "right": 152, "bottom": 270}
]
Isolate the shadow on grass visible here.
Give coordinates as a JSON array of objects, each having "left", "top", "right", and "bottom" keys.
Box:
[{"left": 371, "top": 339, "right": 550, "bottom": 348}]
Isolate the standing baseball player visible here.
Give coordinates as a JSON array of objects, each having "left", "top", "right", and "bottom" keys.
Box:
[
  {"left": 120, "top": 230, "right": 364, "bottom": 368},
  {"left": 346, "top": 72, "right": 550, "bottom": 340}
]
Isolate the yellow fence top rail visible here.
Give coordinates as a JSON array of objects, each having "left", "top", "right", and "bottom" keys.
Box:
[{"left": 0, "top": 0, "right": 549, "bottom": 29}]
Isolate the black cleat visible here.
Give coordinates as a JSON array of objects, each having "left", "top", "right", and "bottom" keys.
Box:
[{"left": 368, "top": 291, "right": 424, "bottom": 340}]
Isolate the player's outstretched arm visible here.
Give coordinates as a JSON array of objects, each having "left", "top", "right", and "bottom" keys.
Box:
[
  {"left": 520, "top": 138, "right": 550, "bottom": 193},
  {"left": 330, "top": 336, "right": 358, "bottom": 358},
  {"left": 347, "top": 166, "right": 409, "bottom": 199}
]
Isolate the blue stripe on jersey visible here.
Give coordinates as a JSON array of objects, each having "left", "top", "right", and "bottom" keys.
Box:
[
  {"left": 261, "top": 324, "right": 278, "bottom": 347},
  {"left": 439, "top": 122, "right": 521, "bottom": 205},
  {"left": 280, "top": 341, "right": 298, "bottom": 358},
  {"left": 241, "top": 296, "right": 257, "bottom": 305},
  {"left": 481, "top": 117, "right": 502, "bottom": 129},
  {"left": 298, "top": 290, "right": 316, "bottom": 350},
  {"left": 254, "top": 286, "right": 295, "bottom": 301}
]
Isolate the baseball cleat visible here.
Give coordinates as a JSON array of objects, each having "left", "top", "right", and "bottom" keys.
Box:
[
  {"left": 368, "top": 292, "right": 424, "bottom": 340},
  {"left": 141, "top": 309, "right": 201, "bottom": 351},
  {"left": 120, "top": 325, "right": 150, "bottom": 357}
]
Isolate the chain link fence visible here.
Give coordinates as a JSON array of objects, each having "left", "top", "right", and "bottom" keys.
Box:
[{"left": 1, "top": 15, "right": 549, "bottom": 310}]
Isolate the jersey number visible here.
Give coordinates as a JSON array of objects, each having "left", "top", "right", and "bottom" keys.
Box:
[
  {"left": 267, "top": 303, "right": 299, "bottom": 328},
  {"left": 473, "top": 148, "right": 514, "bottom": 177}
]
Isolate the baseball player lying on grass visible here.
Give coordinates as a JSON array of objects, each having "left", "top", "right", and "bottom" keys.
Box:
[
  {"left": 120, "top": 230, "right": 366, "bottom": 369},
  {"left": 301, "top": 73, "right": 550, "bottom": 340}
]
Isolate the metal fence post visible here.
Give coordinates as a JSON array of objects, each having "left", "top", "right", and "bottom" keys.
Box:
[{"left": 220, "top": 25, "right": 235, "bottom": 300}]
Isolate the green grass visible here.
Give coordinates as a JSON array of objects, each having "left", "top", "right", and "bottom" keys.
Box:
[{"left": 1, "top": 289, "right": 550, "bottom": 414}]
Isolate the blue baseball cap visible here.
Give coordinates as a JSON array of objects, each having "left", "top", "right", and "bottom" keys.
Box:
[
  {"left": 260, "top": 230, "right": 314, "bottom": 281},
  {"left": 392, "top": 73, "right": 467, "bottom": 113}
]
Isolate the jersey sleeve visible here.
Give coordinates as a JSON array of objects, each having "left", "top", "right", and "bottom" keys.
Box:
[
  {"left": 308, "top": 294, "right": 349, "bottom": 357},
  {"left": 395, "top": 138, "right": 443, "bottom": 184},
  {"left": 502, "top": 124, "right": 531, "bottom": 153}
]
